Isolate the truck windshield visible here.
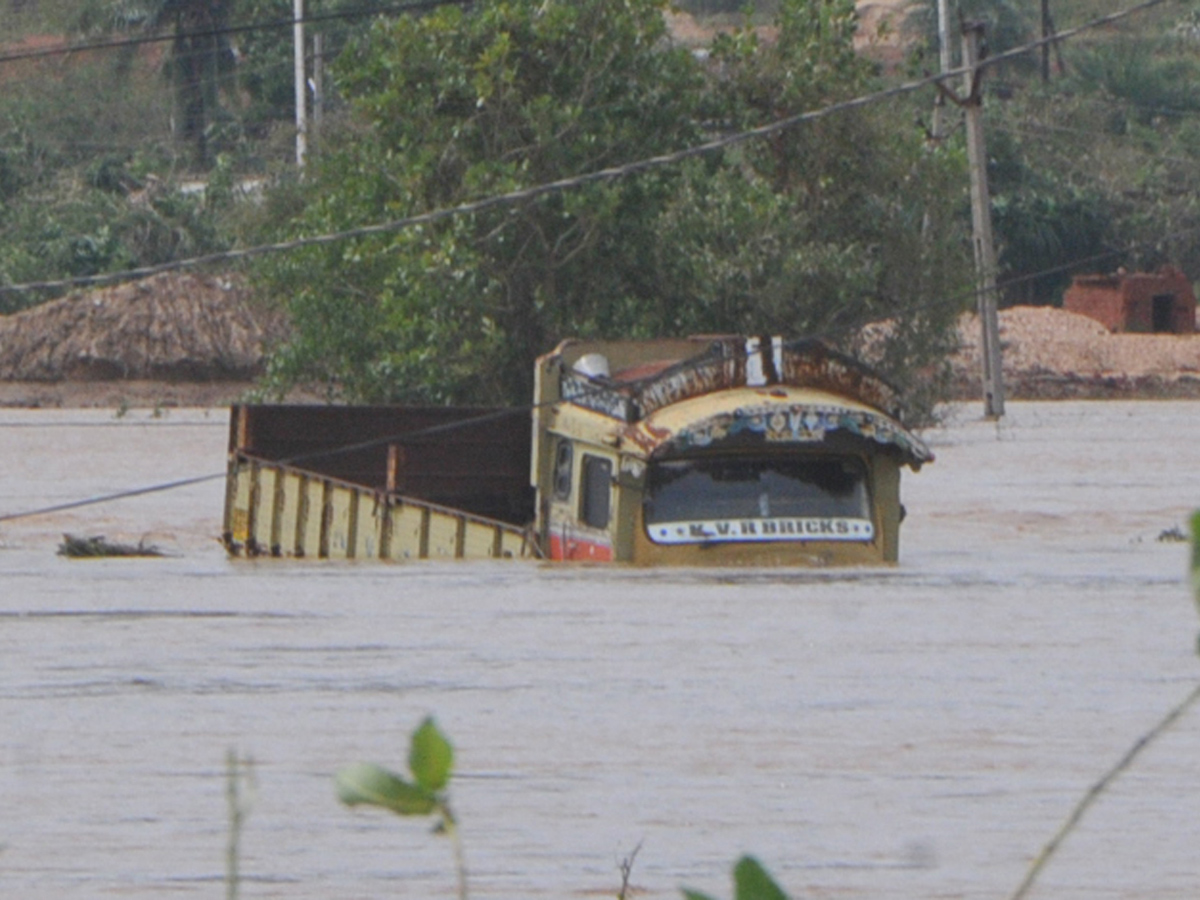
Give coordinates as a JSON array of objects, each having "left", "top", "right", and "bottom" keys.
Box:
[{"left": 644, "top": 455, "right": 873, "bottom": 544}]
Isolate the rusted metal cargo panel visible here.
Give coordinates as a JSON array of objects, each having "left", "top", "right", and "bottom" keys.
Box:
[
  {"left": 223, "top": 404, "right": 536, "bottom": 561},
  {"left": 228, "top": 404, "right": 535, "bottom": 525}
]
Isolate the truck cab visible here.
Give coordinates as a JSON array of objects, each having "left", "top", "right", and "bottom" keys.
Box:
[{"left": 532, "top": 336, "right": 932, "bottom": 566}]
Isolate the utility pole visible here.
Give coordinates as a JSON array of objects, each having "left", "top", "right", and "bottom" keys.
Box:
[
  {"left": 930, "top": 0, "right": 952, "bottom": 140},
  {"left": 1041, "top": 0, "right": 1052, "bottom": 82},
  {"left": 294, "top": 0, "right": 307, "bottom": 170},
  {"left": 312, "top": 32, "right": 324, "bottom": 141},
  {"left": 962, "top": 22, "right": 1005, "bottom": 418}
]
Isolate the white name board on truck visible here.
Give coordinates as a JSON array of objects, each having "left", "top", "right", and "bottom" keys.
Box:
[{"left": 648, "top": 517, "right": 875, "bottom": 545}]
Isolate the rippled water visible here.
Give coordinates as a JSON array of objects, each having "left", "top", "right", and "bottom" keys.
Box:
[{"left": 1, "top": 402, "right": 1198, "bottom": 900}]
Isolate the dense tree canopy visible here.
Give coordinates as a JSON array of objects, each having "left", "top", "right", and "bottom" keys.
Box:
[
  {"left": 256, "top": 0, "right": 972, "bottom": 408},
  {"left": 7, "top": 0, "right": 1200, "bottom": 369}
]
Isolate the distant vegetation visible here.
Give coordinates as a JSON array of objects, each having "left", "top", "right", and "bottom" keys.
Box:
[{"left": 2, "top": 0, "right": 1199, "bottom": 406}]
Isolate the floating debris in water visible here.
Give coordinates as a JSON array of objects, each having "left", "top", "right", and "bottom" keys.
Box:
[
  {"left": 58, "top": 534, "right": 164, "bottom": 558},
  {"left": 1157, "top": 526, "right": 1188, "bottom": 543}
]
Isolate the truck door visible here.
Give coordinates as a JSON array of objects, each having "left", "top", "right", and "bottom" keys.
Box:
[{"left": 546, "top": 438, "right": 616, "bottom": 561}]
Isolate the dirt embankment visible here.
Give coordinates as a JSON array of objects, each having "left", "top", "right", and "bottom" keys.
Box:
[
  {"left": 951, "top": 306, "right": 1200, "bottom": 399},
  {"left": 0, "top": 272, "right": 288, "bottom": 408},
  {"left": 2, "top": 275, "right": 1199, "bottom": 408}
]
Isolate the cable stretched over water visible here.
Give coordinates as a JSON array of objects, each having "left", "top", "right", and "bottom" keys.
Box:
[
  {"left": 1007, "top": 679, "right": 1200, "bottom": 900},
  {"left": 0, "top": 336, "right": 890, "bottom": 525},
  {"left": 0, "top": 472, "right": 227, "bottom": 525},
  {"left": 0, "top": 411, "right": 526, "bottom": 526}
]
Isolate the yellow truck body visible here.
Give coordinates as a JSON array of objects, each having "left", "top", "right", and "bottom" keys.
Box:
[
  {"left": 222, "top": 405, "right": 537, "bottom": 561},
  {"left": 223, "top": 336, "right": 931, "bottom": 565}
]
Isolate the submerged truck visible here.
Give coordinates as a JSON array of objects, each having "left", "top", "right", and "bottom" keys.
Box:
[{"left": 223, "top": 336, "right": 932, "bottom": 565}]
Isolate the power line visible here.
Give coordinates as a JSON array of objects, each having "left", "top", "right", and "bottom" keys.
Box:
[
  {"left": 951, "top": 0, "right": 1171, "bottom": 74},
  {"left": 0, "top": 471, "right": 227, "bottom": 524},
  {"left": 0, "top": 203, "right": 1182, "bottom": 528},
  {"left": 0, "top": 0, "right": 472, "bottom": 67},
  {"left": 9, "top": 210, "right": 1199, "bottom": 527},
  {"left": 0, "top": 76, "right": 952, "bottom": 296},
  {"left": 0, "top": 0, "right": 1186, "bottom": 524},
  {"left": 0, "top": 0, "right": 1176, "bottom": 300},
  {"left": 0, "top": 0, "right": 1175, "bottom": 302}
]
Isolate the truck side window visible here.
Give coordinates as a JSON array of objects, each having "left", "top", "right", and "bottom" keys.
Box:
[
  {"left": 580, "top": 455, "right": 613, "bottom": 529},
  {"left": 553, "top": 439, "right": 573, "bottom": 500}
]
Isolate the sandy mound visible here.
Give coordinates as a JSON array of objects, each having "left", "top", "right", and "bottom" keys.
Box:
[
  {"left": 953, "top": 305, "right": 1200, "bottom": 398},
  {"left": 0, "top": 272, "right": 286, "bottom": 383}
]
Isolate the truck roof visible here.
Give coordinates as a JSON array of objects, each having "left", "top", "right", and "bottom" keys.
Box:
[
  {"left": 541, "top": 335, "right": 907, "bottom": 424},
  {"left": 538, "top": 336, "right": 931, "bottom": 469}
]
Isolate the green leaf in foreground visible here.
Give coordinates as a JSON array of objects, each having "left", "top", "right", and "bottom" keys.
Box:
[
  {"left": 732, "top": 857, "right": 790, "bottom": 900},
  {"left": 682, "top": 856, "right": 791, "bottom": 900},
  {"left": 1191, "top": 511, "right": 1200, "bottom": 657},
  {"left": 335, "top": 762, "right": 437, "bottom": 816},
  {"left": 1190, "top": 510, "right": 1200, "bottom": 612},
  {"left": 409, "top": 716, "right": 454, "bottom": 792}
]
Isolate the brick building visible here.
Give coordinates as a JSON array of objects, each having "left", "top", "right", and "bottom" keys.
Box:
[{"left": 1062, "top": 267, "right": 1196, "bottom": 334}]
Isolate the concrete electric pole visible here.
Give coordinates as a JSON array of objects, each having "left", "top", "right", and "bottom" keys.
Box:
[
  {"left": 962, "top": 22, "right": 1005, "bottom": 419},
  {"left": 930, "top": 0, "right": 952, "bottom": 140},
  {"left": 294, "top": 0, "right": 307, "bottom": 170}
]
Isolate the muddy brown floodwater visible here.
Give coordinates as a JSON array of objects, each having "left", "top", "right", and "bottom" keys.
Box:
[{"left": 1, "top": 401, "right": 1198, "bottom": 900}]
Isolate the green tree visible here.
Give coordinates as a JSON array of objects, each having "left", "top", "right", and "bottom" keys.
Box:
[
  {"left": 0, "top": 61, "right": 227, "bottom": 307},
  {"left": 256, "top": 0, "right": 971, "bottom": 408},
  {"left": 652, "top": 2, "right": 971, "bottom": 398},
  {"left": 1068, "top": 35, "right": 1200, "bottom": 125},
  {"left": 984, "top": 126, "right": 1114, "bottom": 306},
  {"left": 259, "top": 0, "right": 708, "bottom": 403}
]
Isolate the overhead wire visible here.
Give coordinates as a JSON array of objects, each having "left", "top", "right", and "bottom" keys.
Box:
[
  {"left": 0, "top": 0, "right": 1175, "bottom": 299},
  {"left": 4, "top": 10, "right": 1194, "bottom": 886},
  {"left": 0, "top": 328, "right": 894, "bottom": 528},
  {"left": 0, "top": 0, "right": 472, "bottom": 66},
  {"left": 0, "top": 471, "right": 228, "bottom": 525},
  {"left": 0, "top": 359, "right": 699, "bottom": 525},
  {"left": 0, "top": 0, "right": 1182, "bottom": 521}
]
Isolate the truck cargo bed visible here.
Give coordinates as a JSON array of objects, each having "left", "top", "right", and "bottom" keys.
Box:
[{"left": 223, "top": 405, "right": 537, "bottom": 561}]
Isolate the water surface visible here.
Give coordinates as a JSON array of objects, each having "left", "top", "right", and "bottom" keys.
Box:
[{"left": 1, "top": 402, "right": 1198, "bottom": 899}]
